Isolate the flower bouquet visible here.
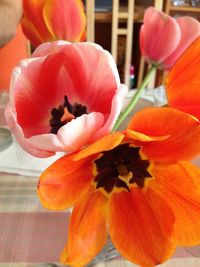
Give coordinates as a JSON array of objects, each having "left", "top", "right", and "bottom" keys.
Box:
[{"left": 4, "top": 1, "right": 200, "bottom": 266}]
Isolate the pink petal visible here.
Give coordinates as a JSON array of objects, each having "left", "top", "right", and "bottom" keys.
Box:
[
  {"left": 141, "top": 7, "right": 181, "bottom": 64},
  {"left": 13, "top": 52, "right": 67, "bottom": 137},
  {"left": 5, "top": 104, "right": 55, "bottom": 157},
  {"left": 57, "top": 112, "right": 104, "bottom": 152},
  {"left": 32, "top": 41, "right": 70, "bottom": 57},
  {"left": 91, "top": 84, "right": 128, "bottom": 141},
  {"left": 60, "top": 42, "right": 122, "bottom": 115},
  {"left": 163, "top": 17, "right": 200, "bottom": 69}
]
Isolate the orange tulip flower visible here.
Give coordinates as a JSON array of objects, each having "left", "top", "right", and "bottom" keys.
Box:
[
  {"left": 38, "top": 107, "right": 200, "bottom": 267},
  {"left": 166, "top": 36, "right": 200, "bottom": 119},
  {"left": 21, "top": 0, "right": 86, "bottom": 47}
]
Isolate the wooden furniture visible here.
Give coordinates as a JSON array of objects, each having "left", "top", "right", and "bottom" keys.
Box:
[
  {"left": 165, "top": 0, "right": 200, "bottom": 19},
  {"left": 85, "top": 0, "right": 95, "bottom": 42},
  {"left": 111, "top": 0, "right": 134, "bottom": 88}
]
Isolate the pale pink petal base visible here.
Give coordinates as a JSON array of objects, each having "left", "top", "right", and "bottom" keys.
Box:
[
  {"left": 57, "top": 112, "right": 104, "bottom": 152},
  {"left": 32, "top": 40, "right": 70, "bottom": 57}
]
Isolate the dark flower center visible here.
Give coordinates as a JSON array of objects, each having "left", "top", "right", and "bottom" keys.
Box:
[
  {"left": 50, "top": 96, "right": 88, "bottom": 134},
  {"left": 94, "top": 143, "right": 153, "bottom": 194}
]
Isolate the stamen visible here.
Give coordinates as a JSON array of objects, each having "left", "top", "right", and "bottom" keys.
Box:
[
  {"left": 60, "top": 107, "right": 75, "bottom": 123},
  {"left": 93, "top": 143, "right": 153, "bottom": 194},
  {"left": 49, "top": 95, "right": 88, "bottom": 134}
]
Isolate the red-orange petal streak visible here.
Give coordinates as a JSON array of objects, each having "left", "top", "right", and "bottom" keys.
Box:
[
  {"left": 61, "top": 187, "right": 108, "bottom": 266},
  {"left": 21, "top": 17, "right": 48, "bottom": 47},
  {"left": 108, "top": 189, "right": 175, "bottom": 267},
  {"left": 166, "top": 36, "right": 200, "bottom": 119},
  {"left": 43, "top": 0, "right": 86, "bottom": 41},
  {"left": 23, "top": 0, "right": 52, "bottom": 43},
  {"left": 152, "top": 161, "right": 200, "bottom": 245},
  {"left": 38, "top": 153, "right": 95, "bottom": 210}
]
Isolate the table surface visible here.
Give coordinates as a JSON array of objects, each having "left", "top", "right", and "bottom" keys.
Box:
[{"left": 0, "top": 172, "right": 200, "bottom": 267}]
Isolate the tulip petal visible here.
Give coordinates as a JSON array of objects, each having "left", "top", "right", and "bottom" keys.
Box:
[
  {"left": 128, "top": 107, "right": 198, "bottom": 137},
  {"left": 109, "top": 189, "right": 175, "bottom": 267},
  {"left": 91, "top": 84, "right": 128, "bottom": 141},
  {"left": 166, "top": 36, "right": 200, "bottom": 119},
  {"left": 128, "top": 107, "right": 200, "bottom": 161},
  {"left": 141, "top": 7, "right": 181, "bottom": 64},
  {"left": 57, "top": 112, "right": 104, "bottom": 152},
  {"left": 32, "top": 40, "right": 70, "bottom": 57},
  {"left": 21, "top": 17, "right": 46, "bottom": 47},
  {"left": 59, "top": 42, "right": 122, "bottom": 111},
  {"left": 13, "top": 52, "right": 67, "bottom": 137},
  {"left": 38, "top": 154, "right": 95, "bottom": 210},
  {"left": 61, "top": 188, "right": 107, "bottom": 266},
  {"left": 5, "top": 104, "right": 55, "bottom": 158},
  {"left": 163, "top": 17, "right": 200, "bottom": 69},
  {"left": 152, "top": 161, "right": 200, "bottom": 245},
  {"left": 22, "top": 0, "right": 52, "bottom": 46},
  {"left": 43, "top": 0, "right": 86, "bottom": 42},
  {"left": 74, "top": 132, "right": 125, "bottom": 161}
]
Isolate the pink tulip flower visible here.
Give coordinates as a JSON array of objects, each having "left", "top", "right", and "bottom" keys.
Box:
[
  {"left": 21, "top": 0, "right": 86, "bottom": 47},
  {"left": 5, "top": 41, "right": 127, "bottom": 158},
  {"left": 140, "top": 7, "right": 200, "bottom": 70}
]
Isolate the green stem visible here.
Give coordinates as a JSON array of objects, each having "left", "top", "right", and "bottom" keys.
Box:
[{"left": 112, "top": 65, "right": 156, "bottom": 132}]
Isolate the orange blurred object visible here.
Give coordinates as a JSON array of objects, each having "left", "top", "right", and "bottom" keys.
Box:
[{"left": 0, "top": 25, "right": 29, "bottom": 90}]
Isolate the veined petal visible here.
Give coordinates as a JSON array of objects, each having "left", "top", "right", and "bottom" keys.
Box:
[
  {"left": 128, "top": 107, "right": 200, "bottom": 161},
  {"left": 43, "top": 0, "right": 86, "bottom": 42},
  {"left": 109, "top": 190, "right": 175, "bottom": 267},
  {"left": 166, "top": 36, "right": 200, "bottom": 119},
  {"left": 21, "top": 17, "right": 46, "bottom": 47},
  {"left": 57, "top": 112, "right": 104, "bottom": 153},
  {"left": 22, "top": 0, "right": 53, "bottom": 45},
  {"left": 61, "top": 188, "right": 108, "bottom": 266},
  {"left": 13, "top": 52, "right": 66, "bottom": 137},
  {"left": 60, "top": 42, "right": 121, "bottom": 113},
  {"left": 91, "top": 84, "right": 128, "bottom": 141},
  {"left": 163, "top": 17, "right": 200, "bottom": 69},
  {"left": 152, "top": 161, "right": 200, "bottom": 245},
  {"left": 74, "top": 132, "right": 125, "bottom": 161},
  {"left": 128, "top": 107, "right": 199, "bottom": 137},
  {"left": 38, "top": 154, "right": 95, "bottom": 210},
  {"left": 141, "top": 7, "right": 181, "bottom": 63}
]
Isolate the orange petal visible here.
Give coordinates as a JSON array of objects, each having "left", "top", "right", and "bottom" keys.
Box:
[
  {"left": 166, "top": 36, "right": 200, "bottom": 119},
  {"left": 23, "top": 0, "right": 53, "bottom": 44},
  {"left": 74, "top": 132, "right": 124, "bottom": 161},
  {"left": 21, "top": 17, "right": 48, "bottom": 47},
  {"left": 128, "top": 107, "right": 200, "bottom": 161},
  {"left": 43, "top": 0, "right": 86, "bottom": 42},
  {"left": 108, "top": 189, "right": 175, "bottom": 267},
  {"left": 152, "top": 161, "right": 200, "bottom": 245},
  {"left": 60, "top": 187, "right": 108, "bottom": 266},
  {"left": 125, "top": 129, "right": 170, "bottom": 142},
  {"left": 38, "top": 153, "right": 95, "bottom": 210}
]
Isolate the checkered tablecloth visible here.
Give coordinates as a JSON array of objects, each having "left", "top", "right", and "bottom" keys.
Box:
[
  {"left": 0, "top": 172, "right": 70, "bottom": 267},
  {"left": 1, "top": 173, "right": 200, "bottom": 267}
]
